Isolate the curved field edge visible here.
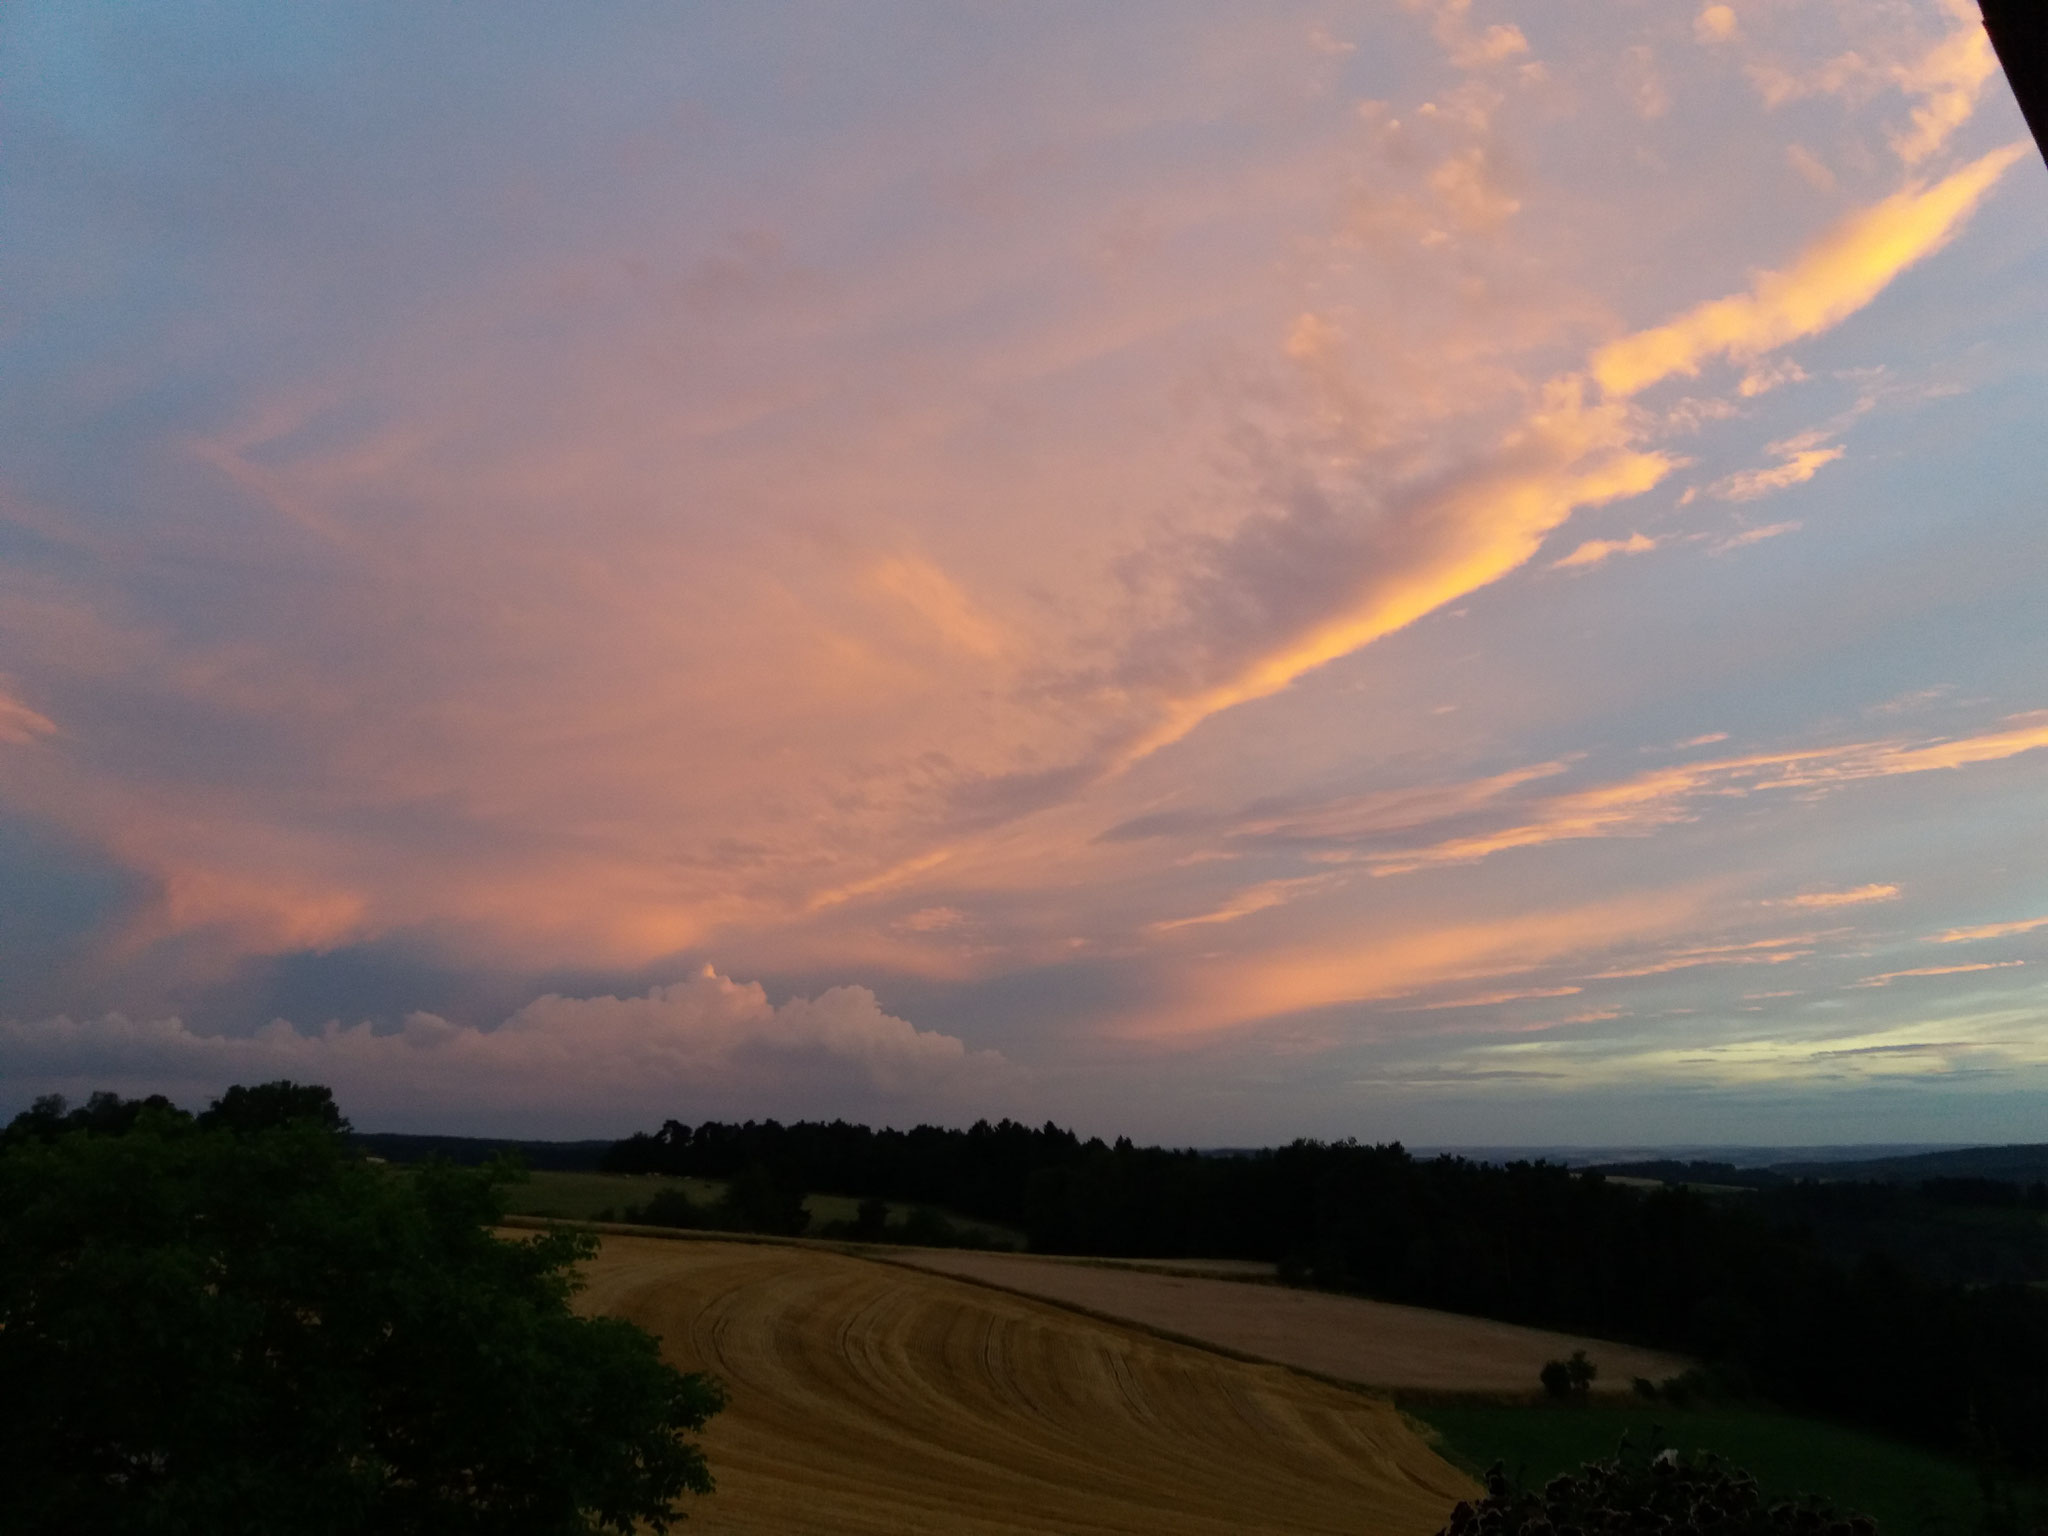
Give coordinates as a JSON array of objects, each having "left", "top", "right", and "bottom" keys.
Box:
[{"left": 572, "top": 1234, "right": 1475, "bottom": 1536}]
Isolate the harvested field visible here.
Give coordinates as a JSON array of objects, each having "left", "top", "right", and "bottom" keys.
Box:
[
  {"left": 890, "top": 1250, "right": 1688, "bottom": 1395},
  {"left": 577, "top": 1235, "right": 1473, "bottom": 1535}
]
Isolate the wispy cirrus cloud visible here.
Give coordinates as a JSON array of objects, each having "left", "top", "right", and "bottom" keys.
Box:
[
  {"left": 1551, "top": 532, "right": 1657, "bottom": 570},
  {"left": 1711, "top": 521, "right": 1801, "bottom": 554},
  {"left": 1930, "top": 915, "right": 2048, "bottom": 944},
  {"left": 1591, "top": 144, "right": 2027, "bottom": 399},
  {"left": 1708, "top": 431, "right": 1845, "bottom": 501},
  {"left": 1776, "top": 885, "right": 1900, "bottom": 909},
  {"left": 1851, "top": 961, "right": 2025, "bottom": 987},
  {"left": 0, "top": 686, "right": 56, "bottom": 745},
  {"left": 1361, "top": 715, "right": 2048, "bottom": 874},
  {"left": 1102, "top": 139, "right": 2023, "bottom": 777}
]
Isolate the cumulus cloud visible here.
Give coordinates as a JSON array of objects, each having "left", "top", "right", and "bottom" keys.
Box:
[
  {"left": 1743, "top": 0, "right": 1997, "bottom": 167},
  {"left": 1410, "top": 0, "right": 1530, "bottom": 71},
  {"left": 0, "top": 969, "right": 1017, "bottom": 1127},
  {"left": 1694, "top": 6, "right": 1738, "bottom": 46}
]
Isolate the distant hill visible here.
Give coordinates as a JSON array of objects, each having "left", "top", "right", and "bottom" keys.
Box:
[
  {"left": 1770, "top": 1143, "right": 2048, "bottom": 1185},
  {"left": 350, "top": 1132, "right": 614, "bottom": 1171},
  {"left": 1578, "top": 1144, "right": 2048, "bottom": 1188}
]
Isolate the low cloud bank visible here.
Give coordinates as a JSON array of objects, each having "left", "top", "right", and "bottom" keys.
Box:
[{"left": 0, "top": 968, "right": 1017, "bottom": 1134}]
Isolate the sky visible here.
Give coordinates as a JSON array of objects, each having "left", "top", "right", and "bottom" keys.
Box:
[{"left": 3, "top": 0, "right": 2047, "bottom": 1145}]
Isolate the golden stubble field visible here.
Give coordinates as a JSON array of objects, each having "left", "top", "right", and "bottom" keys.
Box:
[
  {"left": 575, "top": 1236, "right": 1476, "bottom": 1536},
  {"left": 891, "top": 1250, "right": 1689, "bottom": 1395}
]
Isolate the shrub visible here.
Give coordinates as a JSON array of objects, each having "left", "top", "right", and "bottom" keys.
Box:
[
  {"left": 1438, "top": 1440, "right": 1875, "bottom": 1536},
  {"left": 1540, "top": 1349, "right": 1597, "bottom": 1400},
  {"left": 627, "top": 1187, "right": 710, "bottom": 1229}
]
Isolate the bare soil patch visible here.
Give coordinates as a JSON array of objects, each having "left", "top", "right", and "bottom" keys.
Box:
[
  {"left": 889, "top": 1250, "right": 1688, "bottom": 1395},
  {"left": 576, "top": 1235, "right": 1472, "bottom": 1536}
]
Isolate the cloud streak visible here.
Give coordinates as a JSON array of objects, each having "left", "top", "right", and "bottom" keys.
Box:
[
  {"left": 1592, "top": 144, "right": 2028, "bottom": 399},
  {"left": 1364, "top": 716, "right": 2048, "bottom": 874}
]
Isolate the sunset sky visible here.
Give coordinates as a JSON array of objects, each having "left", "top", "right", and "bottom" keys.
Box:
[{"left": 4, "top": 0, "right": 2047, "bottom": 1143}]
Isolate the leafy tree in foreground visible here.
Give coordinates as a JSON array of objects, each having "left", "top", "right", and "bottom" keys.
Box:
[
  {"left": 1440, "top": 1441, "right": 1875, "bottom": 1536},
  {"left": 0, "top": 1087, "right": 723, "bottom": 1535}
]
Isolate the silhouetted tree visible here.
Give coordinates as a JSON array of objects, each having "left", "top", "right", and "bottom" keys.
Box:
[{"left": 0, "top": 1086, "right": 723, "bottom": 1534}]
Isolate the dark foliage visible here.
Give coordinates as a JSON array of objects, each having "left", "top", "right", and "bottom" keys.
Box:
[
  {"left": 351, "top": 1132, "right": 616, "bottom": 1172},
  {"left": 1541, "top": 1351, "right": 1598, "bottom": 1401},
  {"left": 198, "top": 1079, "right": 348, "bottom": 1135},
  {"left": 602, "top": 1116, "right": 1088, "bottom": 1226},
  {"left": 604, "top": 1116, "right": 2048, "bottom": 1476},
  {"left": 2, "top": 1089, "right": 186, "bottom": 1145},
  {"left": 1768, "top": 1146, "right": 2048, "bottom": 1186},
  {"left": 626, "top": 1187, "right": 713, "bottom": 1229},
  {"left": 1440, "top": 1442, "right": 1875, "bottom": 1536},
  {"left": 0, "top": 1086, "right": 723, "bottom": 1535},
  {"left": 814, "top": 1200, "right": 1010, "bottom": 1250},
  {"left": 622, "top": 1164, "right": 809, "bottom": 1236}
]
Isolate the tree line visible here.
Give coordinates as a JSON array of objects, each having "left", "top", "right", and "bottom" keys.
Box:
[{"left": 604, "top": 1116, "right": 2047, "bottom": 1477}]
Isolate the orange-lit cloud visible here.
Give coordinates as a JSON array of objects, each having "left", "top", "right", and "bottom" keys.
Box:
[
  {"left": 1586, "top": 933, "right": 1818, "bottom": 980},
  {"left": 1711, "top": 521, "right": 1800, "bottom": 553},
  {"left": 1930, "top": 915, "right": 2048, "bottom": 944},
  {"left": 1852, "top": 961, "right": 2025, "bottom": 987},
  {"left": 1149, "top": 875, "right": 1341, "bottom": 932},
  {"left": 1114, "top": 142, "right": 2022, "bottom": 774},
  {"left": 1776, "top": 884, "right": 1900, "bottom": 909},
  {"left": 1551, "top": 532, "right": 1656, "bottom": 570},
  {"left": 1411, "top": 0, "right": 1530, "bottom": 71},
  {"left": 1410, "top": 985, "right": 1583, "bottom": 1010},
  {"left": 1744, "top": 0, "right": 1998, "bottom": 168},
  {"left": 1694, "top": 6, "right": 1738, "bottom": 47},
  {"left": 1738, "top": 358, "right": 1809, "bottom": 397},
  {"left": 1710, "top": 431, "right": 1844, "bottom": 501},
  {"left": 0, "top": 686, "right": 56, "bottom": 745},
  {"left": 867, "top": 555, "right": 1007, "bottom": 658},
  {"left": 1121, "top": 383, "right": 1676, "bottom": 765},
  {"left": 1126, "top": 889, "right": 1705, "bottom": 1037},
  {"left": 1368, "top": 716, "right": 2048, "bottom": 873},
  {"left": 1592, "top": 144, "right": 2028, "bottom": 399},
  {"left": 1889, "top": 12, "right": 2001, "bottom": 165}
]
